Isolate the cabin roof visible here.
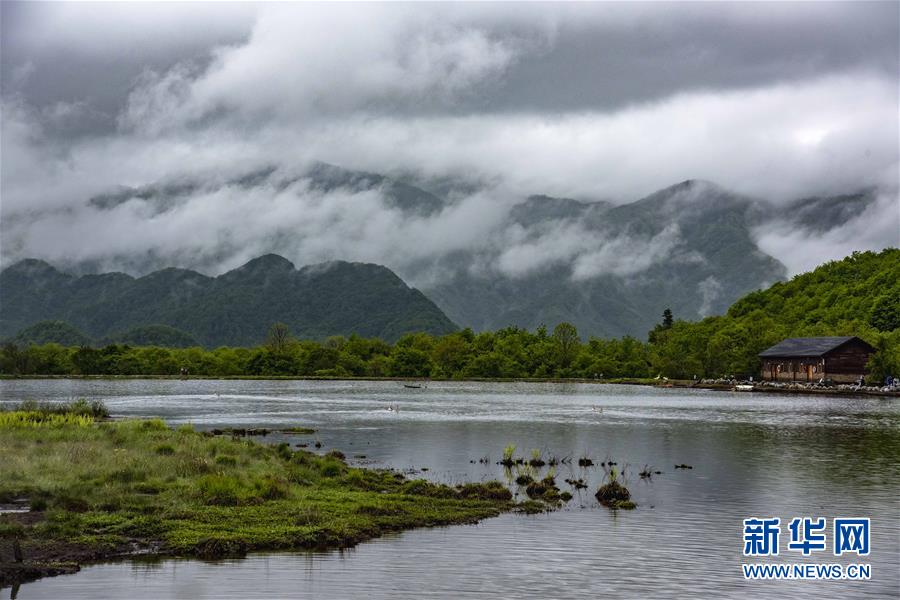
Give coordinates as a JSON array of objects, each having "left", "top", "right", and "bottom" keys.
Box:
[{"left": 758, "top": 336, "right": 871, "bottom": 358}]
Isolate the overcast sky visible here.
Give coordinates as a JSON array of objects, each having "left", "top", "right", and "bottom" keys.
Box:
[{"left": 1, "top": 1, "right": 898, "bottom": 277}]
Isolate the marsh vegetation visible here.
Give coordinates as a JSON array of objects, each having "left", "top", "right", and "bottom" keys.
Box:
[{"left": 0, "top": 402, "right": 515, "bottom": 586}]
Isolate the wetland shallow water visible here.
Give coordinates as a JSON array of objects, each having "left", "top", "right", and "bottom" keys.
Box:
[{"left": 1, "top": 379, "right": 898, "bottom": 598}]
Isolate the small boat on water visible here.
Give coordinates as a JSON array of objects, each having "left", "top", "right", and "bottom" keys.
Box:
[
  {"left": 733, "top": 384, "right": 754, "bottom": 392},
  {"left": 403, "top": 384, "right": 425, "bottom": 389}
]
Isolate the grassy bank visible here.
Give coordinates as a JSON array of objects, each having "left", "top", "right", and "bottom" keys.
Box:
[{"left": 0, "top": 404, "right": 517, "bottom": 587}]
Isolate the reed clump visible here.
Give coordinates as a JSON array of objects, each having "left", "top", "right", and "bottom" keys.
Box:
[{"left": 595, "top": 467, "right": 636, "bottom": 510}]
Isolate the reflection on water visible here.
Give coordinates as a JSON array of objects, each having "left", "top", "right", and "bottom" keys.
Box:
[{"left": 1, "top": 380, "right": 898, "bottom": 599}]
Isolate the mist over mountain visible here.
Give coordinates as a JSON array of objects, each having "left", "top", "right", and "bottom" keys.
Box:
[
  {"left": 0, "top": 254, "right": 457, "bottom": 345},
  {"left": 423, "top": 180, "right": 785, "bottom": 337},
  {"left": 2, "top": 163, "right": 892, "bottom": 339}
]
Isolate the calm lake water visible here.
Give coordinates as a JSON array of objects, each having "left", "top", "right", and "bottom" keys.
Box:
[{"left": 1, "top": 379, "right": 898, "bottom": 599}]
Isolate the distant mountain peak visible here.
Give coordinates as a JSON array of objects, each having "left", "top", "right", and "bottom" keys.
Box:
[
  {"left": 2, "top": 258, "right": 65, "bottom": 279},
  {"left": 232, "top": 254, "right": 296, "bottom": 273},
  {"left": 662, "top": 178, "right": 723, "bottom": 195},
  {"left": 5, "top": 258, "right": 56, "bottom": 271}
]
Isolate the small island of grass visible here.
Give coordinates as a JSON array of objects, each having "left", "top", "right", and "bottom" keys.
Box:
[{"left": 0, "top": 402, "right": 515, "bottom": 586}]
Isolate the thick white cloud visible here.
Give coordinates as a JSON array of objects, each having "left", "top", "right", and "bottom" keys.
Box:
[
  {"left": 493, "top": 222, "right": 694, "bottom": 280},
  {"left": 117, "top": 4, "right": 531, "bottom": 135},
  {"left": 298, "top": 74, "right": 898, "bottom": 202},
  {"left": 1, "top": 2, "right": 897, "bottom": 282}
]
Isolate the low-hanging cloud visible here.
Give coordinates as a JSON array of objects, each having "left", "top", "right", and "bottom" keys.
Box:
[
  {"left": 698, "top": 276, "right": 724, "bottom": 318},
  {"left": 754, "top": 192, "right": 900, "bottom": 276},
  {"left": 1, "top": 2, "right": 897, "bottom": 284}
]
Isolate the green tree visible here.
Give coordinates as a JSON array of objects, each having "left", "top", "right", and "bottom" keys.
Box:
[
  {"left": 301, "top": 346, "right": 339, "bottom": 374},
  {"left": 266, "top": 323, "right": 293, "bottom": 354},
  {"left": 662, "top": 308, "right": 674, "bottom": 329},
  {"left": 552, "top": 322, "right": 580, "bottom": 370},
  {"left": 0, "top": 343, "right": 31, "bottom": 374},
  {"left": 648, "top": 308, "right": 675, "bottom": 344},
  {"left": 390, "top": 347, "right": 432, "bottom": 377},
  {"left": 247, "top": 349, "right": 296, "bottom": 376},
  {"left": 464, "top": 352, "right": 522, "bottom": 378},
  {"left": 870, "top": 294, "right": 900, "bottom": 332},
  {"left": 432, "top": 335, "right": 471, "bottom": 377},
  {"left": 72, "top": 346, "right": 102, "bottom": 375},
  {"left": 867, "top": 336, "right": 900, "bottom": 384}
]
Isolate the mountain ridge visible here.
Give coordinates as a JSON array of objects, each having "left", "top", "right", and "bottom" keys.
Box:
[{"left": 0, "top": 255, "right": 457, "bottom": 345}]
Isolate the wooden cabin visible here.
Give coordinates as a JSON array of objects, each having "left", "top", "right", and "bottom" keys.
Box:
[{"left": 759, "top": 336, "right": 875, "bottom": 383}]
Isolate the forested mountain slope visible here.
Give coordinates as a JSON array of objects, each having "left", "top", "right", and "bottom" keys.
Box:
[{"left": 0, "top": 255, "right": 457, "bottom": 345}]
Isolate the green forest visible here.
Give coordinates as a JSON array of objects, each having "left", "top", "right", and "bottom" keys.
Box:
[{"left": 2, "top": 249, "right": 898, "bottom": 382}]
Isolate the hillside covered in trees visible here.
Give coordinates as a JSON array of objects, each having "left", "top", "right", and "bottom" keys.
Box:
[
  {"left": 2, "top": 249, "right": 897, "bottom": 382},
  {"left": 0, "top": 254, "right": 457, "bottom": 345},
  {"left": 646, "top": 248, "right": 900, "bottom": 380}
]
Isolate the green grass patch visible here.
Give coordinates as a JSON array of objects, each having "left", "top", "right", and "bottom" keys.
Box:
[
  {"left": 0, "top": 408, "right": 515, "bottom": 580},
  {"left": 0, "top": 411, "right": 94, "bottom": 428},
  {"left": 0, "top": 400, "right": 109, "bottom": 428}
]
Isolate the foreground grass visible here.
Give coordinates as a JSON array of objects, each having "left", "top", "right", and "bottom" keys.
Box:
[{"left": 0, "top": 406, "right": 514, "bottom": 585}]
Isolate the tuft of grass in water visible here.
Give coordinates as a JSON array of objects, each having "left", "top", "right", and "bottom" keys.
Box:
[
  {"left": 514, "top": 464, "right": 534, "bottom": 486},
  {"left": 500, "top": 444, "right": 516, "bottom": 466},
  {"left": 596, "top": 465, "right": 636, "bottom": 509},
  {"left": 279, "top": 426, "right": 316, "bottom": 434}
]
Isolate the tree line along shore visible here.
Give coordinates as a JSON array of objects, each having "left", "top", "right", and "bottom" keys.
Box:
[
  {"left": 1, "top": 318, "right": 897, "bottom": 385},
  {"left": 2, "top": 249, "right": 898, "bottom": 383}
]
